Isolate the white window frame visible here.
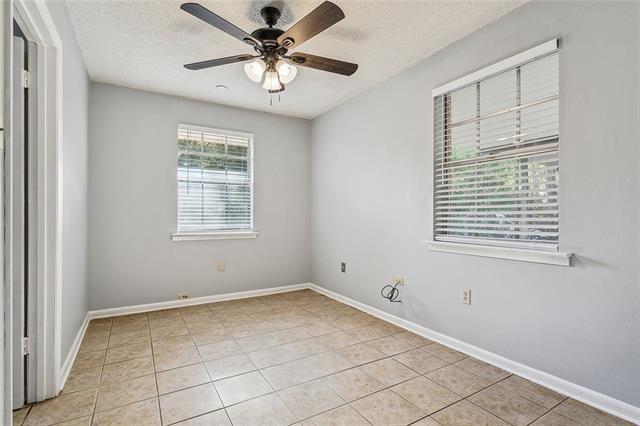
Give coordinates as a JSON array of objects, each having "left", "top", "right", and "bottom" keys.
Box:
[
  {"left": 426, "top": 39, "right": 573, "bottom": 266},
  {"left": 171, "top": 123, "right": 257, "bottom": 241}
]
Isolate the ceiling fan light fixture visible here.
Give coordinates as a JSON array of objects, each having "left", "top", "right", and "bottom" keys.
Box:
[
  {"left": 181, "top": 2, "right": 358, "bottom": 99},
  {"left": 244, "top": 59, "right": 266, "bottom": 83},
  {"left": 276, "top": 61, "right": 297, "bottom": 84},
  {"left": 262, "top": 69, "right": 283, "bottom": 91}
]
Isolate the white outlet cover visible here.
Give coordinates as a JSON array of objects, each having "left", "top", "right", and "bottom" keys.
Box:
[{"left": 463, "top": 289, "right": 471, "bottom": 305}]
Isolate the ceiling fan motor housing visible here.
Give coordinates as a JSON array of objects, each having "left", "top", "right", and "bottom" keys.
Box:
[
  {"left": 251, "top": 27, "right": 285, "bottom": 46},
  {"left": 252, "top": 6, "right": 287, "bottom": 52}
]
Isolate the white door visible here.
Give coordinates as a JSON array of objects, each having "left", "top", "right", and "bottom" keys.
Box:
[
  {"left": 10, "top": 26, "right": 38, "bottom": 410},
  {"left": 10, "top": 33, "right": 27, "bottom": 410}
]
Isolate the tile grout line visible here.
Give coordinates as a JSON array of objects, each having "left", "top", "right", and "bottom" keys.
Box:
[
  {"left": 88, "top": 317, "right": 114, "bottom": 422},
  {"left": 256, "top": 371, "right": 300, "bottom": 423},
  {"left": 170, "top": 294, "right": 349, "bottom": 422},
  {"left": 140, "top": 311, "right": 165, "bottom": 426},
  {"left": 62, "top": 313, "right": 446, "bottom": 419},
  {"left": 34, "top": 347, "right": 404, "bottom": 420},
  {"left": 456, "top": 373, "right": 571, "bottom": 425},
  {"left": 362, "top": 353, "right": 574, "bottom": 426},
  {"left": 90, "top": 316, "right": 157, "bottom": 421},
  {"left": 209, "top": 296, "right": 318, "bottom": 423},
  {"left": 259, "top": 327, "right": 523, "bottom": 424},
  {"left": 403, "top": 360, "right": 556, "bottom": 424},
  {"left": 25, "top": 318, "right": 114, "bottom": 425},
  {"left": 14, "top": 386, "right": 30, "bottom": 423},
  {"left": 299, "top": 317, "right": 579, "bottom": 425},
  {"left": 68, "top": 329, "right": 503, "bottom": 397},
  {"left": 268, "top": 345, "right": 459, "bottom": 423},
  {"left": 212, "top": 296, "right": 304, "bottom": 424},
  {"left": 494, "top": 377, "right": 570, "bottom": 425},
  {"left": 38, "top": 290, "right": 600, "bottom": 426},
  {"left": 21, "top": 293, "right": 316, "bottom": 424},
  {"left": 522, "top": 394, "right": 572, "bottom": 425},
  {"left": 183, "top": 304, "right": 232, "bottom": 426},
  {"left": 66, "top": 344, "right": 516, "bottom": 426},
  {"left": 150, "top": 303, "right": 256, "bottom": 423},
  {"left": 211, "top": 295, "right": 577, "bottom": 424},
  {"left": 435, "top": 376, "right": 517, "bottom": 425}
]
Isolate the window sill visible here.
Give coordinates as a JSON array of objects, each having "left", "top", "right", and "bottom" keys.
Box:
[
  {"left": 425, "top": 240, "right": 573, "bottom": 267},
  {"left": 172, "top": 231, "right": 259, "bottom": 241}
]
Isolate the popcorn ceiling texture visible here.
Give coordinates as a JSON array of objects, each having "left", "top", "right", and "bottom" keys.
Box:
[{"left": 65, "top": 0, "right": 525, "bottom": 118}]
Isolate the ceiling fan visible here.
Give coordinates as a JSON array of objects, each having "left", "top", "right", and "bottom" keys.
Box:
[{"left": 180, "top": 1, "right": 358, "bottom": 94}]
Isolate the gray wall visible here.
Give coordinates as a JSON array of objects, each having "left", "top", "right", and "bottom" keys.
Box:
[
  {"left": 88, "top": 83, "right": 310, "bottom": 309},
  {"left": 47, "top": 1, "right": 90, "bottom": 363},
  {"left": 310, "top": 1, "right": 639, "bottom": 407}
]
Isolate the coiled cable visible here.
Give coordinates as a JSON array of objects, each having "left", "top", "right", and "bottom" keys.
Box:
[{"left": 381, "top": 279, "right": 402, "bottom": 302}]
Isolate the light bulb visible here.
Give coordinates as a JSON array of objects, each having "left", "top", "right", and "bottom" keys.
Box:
[
  {"left": 243, "top": 59, "right": 266, "bottom": 83},
  {"left": 262, "top": 70, "right": 282, "bottom": 91},
  {"left": 276, "top": 61, "right": 297, "bottom": 84}
]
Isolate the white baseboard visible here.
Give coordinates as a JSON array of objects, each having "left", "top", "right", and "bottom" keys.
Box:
[
  {"left": 59, "top": 313, "right": 90, "bottom": 393},
  {"left": 58, "top": 283, "right": 311, "bottom": 392},
  {"left": 309, "top": 283, "right": 640, "bottom": 424},
  {"left": 88, "top": 283, "right": 311, "bottom": 319}
]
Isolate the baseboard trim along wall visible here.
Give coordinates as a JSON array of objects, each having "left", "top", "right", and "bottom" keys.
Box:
[
  {"left": 59, "top": 314, "right": 91, "bottom": 394},
  {"left": 59, "top": 282, "right": 639, "bottom": 422},
  {"left": 87, "top": 283, "right": 310, "bottom": 319},
  {"left": 308, "top": 284, "right": 640, "bottom": 424}
]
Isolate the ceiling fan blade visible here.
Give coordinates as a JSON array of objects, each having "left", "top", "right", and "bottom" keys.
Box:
[
  {"left": 181, "top": 3, "right": 261, "bottom": 47},
  {"left": 184, "top": 54, "right": 255, "bottom": 70},
  {"left": 289, "top": 52, "right": 358, "bottom": 76},
  {"left": 277, "top": 1, "right": 345, "bottom": 49}
]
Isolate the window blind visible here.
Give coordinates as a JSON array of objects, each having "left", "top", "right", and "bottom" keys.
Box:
[
  {"left": 433, "top": 48, "right": 559, "bottom": 251},
  {"left": 177, "top": 125, "right": 253, "bottom": 233}
]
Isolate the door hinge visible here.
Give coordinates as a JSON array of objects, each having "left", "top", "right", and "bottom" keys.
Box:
[
  {"left": 22, "top": 336, "right": 31, "bottom": 356},
  {"left": 22, "top": 70, "right": 30, "bottom": 89}
]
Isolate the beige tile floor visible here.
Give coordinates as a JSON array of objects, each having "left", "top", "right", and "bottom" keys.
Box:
[{"left": 13, "top": 289, "right": 631, "bottom": 426}]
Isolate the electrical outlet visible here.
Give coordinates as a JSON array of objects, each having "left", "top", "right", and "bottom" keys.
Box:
[
  {"left": 463, "top": 289, "right": 471, "bottom": 305},
  {"left": 394, "top": 277, "right": 404, "bottom": 286},
  {"left": 340, "top": 262, "right": 346, "bottom": 273},
  {"left": 178, "top": 293, "right": 189, "bottom": 300},
  {"left": 217, "top": 260, "right": 225, "bottom": 272}
]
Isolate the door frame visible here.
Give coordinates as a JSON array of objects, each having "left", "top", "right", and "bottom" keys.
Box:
[{"left": 2, "top": 0, "right": 62, "bottom": 420}]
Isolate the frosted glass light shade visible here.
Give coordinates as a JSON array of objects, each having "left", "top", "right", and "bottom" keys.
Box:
[
  {"left": 244, "top": 59, "right": 266, "bottom": 83},
  {"left": 276, "top": 61, "right": 297, "bottom": 84},
  {"left": 262, "top": 70, "right": 282, "bottom": 91}
]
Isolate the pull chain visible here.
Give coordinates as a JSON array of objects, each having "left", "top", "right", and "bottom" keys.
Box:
[{"left": 268, "top": 92, "right": 282, "bottom": 106}]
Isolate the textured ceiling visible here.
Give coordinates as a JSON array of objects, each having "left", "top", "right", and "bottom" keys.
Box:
[{"left": 66, "top": 0, "right": 525, "bottom": 119}]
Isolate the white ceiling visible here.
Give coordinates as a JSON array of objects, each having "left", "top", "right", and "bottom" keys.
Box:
[{"left": 65, "top": 0, "right": 525, "bottom": 119}]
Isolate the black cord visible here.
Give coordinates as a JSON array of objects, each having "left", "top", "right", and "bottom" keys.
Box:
[{"left": 381, "top": 280, "right": 402, "bottom": 302}]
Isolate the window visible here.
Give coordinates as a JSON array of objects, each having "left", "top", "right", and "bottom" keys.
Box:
[
  {"left": 174, "top": 124, "right": 255, "bottom": 239},
  {"left": 432, "top": 40, "right": 564, "bottom": 257}
]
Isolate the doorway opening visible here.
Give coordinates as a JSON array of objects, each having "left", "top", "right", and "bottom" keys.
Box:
[{"left": 3, "top": 3, "right": 63, "bottom": 421}]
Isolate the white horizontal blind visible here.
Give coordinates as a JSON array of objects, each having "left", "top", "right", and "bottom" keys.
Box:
[
  {"left": 177, "top": 125, "right": 253, "bottom": 233},
  {"left": 433, "top": 51, "right": 559, "bottom": 251}
]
